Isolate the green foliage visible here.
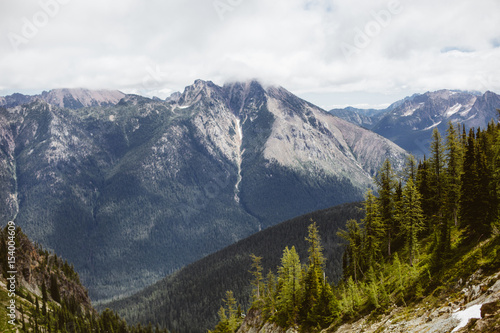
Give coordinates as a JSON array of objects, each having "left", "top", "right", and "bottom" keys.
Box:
[
  {"left": 275, "top": 246, "right": 302, "bottom": 327},
  {"left": 362, "top": 190, "right": 384, "bottom": 271},
  {"left": 375, "top": 159, "right": 397, "bottom": 257},
  {"left": 0, "top": 224, "right": 169, "bottom": 333},
  {"left": 249, "top": 254, "right": 264, "bottom": 307},
  {"left": 106, "top": 202, "right": 365, "bottom": 333},
  {"left": 121, "top": 119, "right": 500, "bottom": 333},
  {"left": 399, "top": 178, "right": 425, "bottom": 266},
  {"left": 209, "top": 291, "right": 243, "bottom": 333},
  {"left": 337, "top": 219, "right": 363, "bottom": 282}
]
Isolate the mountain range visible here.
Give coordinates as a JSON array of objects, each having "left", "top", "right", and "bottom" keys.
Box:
[
  {"left": 0, "top": 80, "right": 406, "bottom": 301},
  {"left": 330, "top": 90, "right": 500, "bottom": 157},
  {"left": 0, "top": 88, "right": 125, "bottom": 109}
]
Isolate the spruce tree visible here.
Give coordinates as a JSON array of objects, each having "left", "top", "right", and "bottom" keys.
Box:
[
  {"left": 301, "top": 222, "right": 333, "bottom": 329},
  {"left": 460, "top": 129, "right": 478, "bottom": 235},
  {"left": 262, "top": 270, "right": 277, "bottom": 320},
  {"left": 362, "top": 190, "right": 383, "bottom": 270},
  {"left": 275, "top": 246, "right": 302, "bottom": 328},
  {"left": 249, "top": 254, "right": 263, "bottom": 307},
  {"left": 50, "top": 274, "right": 61, "bottom": 303},
  {"left": 399, "top": 178, "right": 425, "bottom": 266},
  {"left": 416, "top": 157, "right": 433, "bottom": 234},
  {"left": 210, "top": 291, "right": 242, "bottom": 333},
  {"left": 403, "top": 155, "right": 418, "bottom": 183},
  {"left": 429, "top": 128, "right": 445, "bottom": 238},
  {"left": 337, "top": 219, "right": 363, "bottom": 282},
  {"left": 444, "top": 122, "right": 463, "bottom": 228},
  {"left": 375, "top": 159, "right": 397, "bottom": 257},
  {"left": 475, "top": 130, "right": 495, "bottom": 235}
]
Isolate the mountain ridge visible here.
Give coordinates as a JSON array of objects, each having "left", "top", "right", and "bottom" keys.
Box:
[
  {"left": 0, "top": 80, "right": 406, "bottom": 301},
  {"left": 0, "top": 88, "right": 125, "bottom": 109},
  {"left": 330, "top": 89, "right": 500, "bottom": 156}
]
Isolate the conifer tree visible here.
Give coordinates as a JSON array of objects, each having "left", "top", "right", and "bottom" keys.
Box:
[
  {"left": 210, "top": 291, "right": 242, "bottom": 333},
  {"left": 375, "top": 159, "right": 397, "bottom": 257},
  {"left": 444, "top": 122, "right": 463, "bottom": 228},
  {"left": 475, "top": 130, "right": 495, "bottom": 235},
  {"left": 429, "top": 128, "right": 445, "bottom": 235},
  {"left": 338, "top": 219, "right": 363, "bottom": 282},
  {"left": 224, "top": 291, "right": 241, "bottom": 331},
  {"left": 275, "top": 246, "right": 302, "bottom": 328},
  {"left": 249, "top": 254, "right": 263, "bottom": 307},
  {"left": 301, "top": 221, "right": 333, "bottom": 329},
  {"left": 460, "top": 129, "right": 478, "bottom": 235},
  {"left": 42, "top": 281, "right": 48, "bottom": 303},
  {"left": 262, "top": 270, "right": 277, "bottom": 320},
  {"left": 399, "top": 178, "right": 425, "bottom": 266},
  {"left": 416, "top": 157, "right": 433, "bottom": 233},
  {"left": 362, "top": 190, "right": 383, "bottom": 270},
  {"left": 50, "top": 274, "right": 61, "bottom": 303},
  {"left": 403, "top": 154, "right": 418, "bottom": 183}
]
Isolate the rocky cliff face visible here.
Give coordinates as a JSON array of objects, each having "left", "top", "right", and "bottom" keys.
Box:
[{"left": 0, "top": 80, "right": 407, "bottom": 301}]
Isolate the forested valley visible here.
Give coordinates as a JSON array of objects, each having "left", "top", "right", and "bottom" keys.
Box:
[{"left": 210, "top": 120, "right": 500, "bottom": 332}]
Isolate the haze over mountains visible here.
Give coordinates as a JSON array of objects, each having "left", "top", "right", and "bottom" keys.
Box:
[
  {"left": 0, "top": 80, "right": 406, "bottom": 301},
  {"left": 330, "top": 90, "right": 500, "bottom": 156}
]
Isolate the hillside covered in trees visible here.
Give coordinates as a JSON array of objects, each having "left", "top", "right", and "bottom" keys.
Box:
[
  {"left": 104, "top": 202, "right": 365, "bottom": 333},
  {"left": 0, "top": 225, "right": 169, "bottom": 333},
  {"left": 210, "top": 120, "right": 500, "bottom": 332}
]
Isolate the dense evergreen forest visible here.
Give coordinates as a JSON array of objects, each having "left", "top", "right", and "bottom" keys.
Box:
[
  {"left": 0, "top": 226, "right": 169, "bottom": 333},
  {"left": 106, "top": 202, "right": 365, "bottom": 333},
  {"left": 209, "top": 119, "right": 500, "bottom": 332}
]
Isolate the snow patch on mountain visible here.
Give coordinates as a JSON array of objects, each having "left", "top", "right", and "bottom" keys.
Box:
[
  {"left": 423, "top": 121, "right": 442, "bottom": 131},
  {"left": 402, "top": 103, "right": 425, "bottom": 117},
  {"left": 445, "top": 103, "right": 462, "bottom": 117}
]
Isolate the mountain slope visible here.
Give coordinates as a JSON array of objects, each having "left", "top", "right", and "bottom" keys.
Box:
[
  {"left": 0, "top": 222, "right": 169, "bottom": 333},
  {"left": 331, "top": 90, "right": 500, "bottom": 157},
  {"left": 329, "top": 107, "right": 388, "bottom": 129},
  {"left": 104, "top": 202, "right": 365, "bottom": 333},
  {"left": 0, "top": 81, "right": 407, "bottom": 301}
]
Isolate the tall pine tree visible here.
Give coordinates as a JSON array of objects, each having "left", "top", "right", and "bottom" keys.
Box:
[
  {"left": 301, "top": 221, "right": 333, "bottom": 329},
  {"left": 275, "top": 246, "right": 302, "bottom": 328},
  {"left": 362, "top": 190, "right": 383, "bottom": 270},
  {"left": 338, "top": 219, "right": 363, "bottom": 282},
  {"left": 399, "top": 178, "right": 425, "bottom": 266},
  {"left": 375, "top": 159, "right": 397, "bottom": 257},
  {"left": 460, "top": 129, "right": 478, "bottom": 236}
]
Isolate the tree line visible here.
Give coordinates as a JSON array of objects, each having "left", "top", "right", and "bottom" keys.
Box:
[{"left": 209, "top": 118, "right": 500, "bottom": 332}]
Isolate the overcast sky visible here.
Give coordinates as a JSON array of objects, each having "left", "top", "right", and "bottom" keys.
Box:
[{"left": 1, "top": 0, "right": 499, "bottom": 109}]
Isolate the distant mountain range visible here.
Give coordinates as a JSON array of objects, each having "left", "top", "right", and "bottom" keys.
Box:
[
  {"left": 0, "top": 80, "right": 406, "bottom": 301},
  {"left": 330, "top": 90, "right": 500, "bottom": 156},
  {"left": 0, "top": 88, "right": 125, "bottom": 109}
]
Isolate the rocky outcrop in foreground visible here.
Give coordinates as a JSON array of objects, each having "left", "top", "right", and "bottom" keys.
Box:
[
  {"left": 235, "top": 269, "right": 500, "bottom": 333},
  {"left": 324, "top": 269, "right": 500, "bottom": 333}
]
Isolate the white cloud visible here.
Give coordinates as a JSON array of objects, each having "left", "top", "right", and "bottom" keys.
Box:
[{"left": 0, "top": 0, "right": 499, "bottom": 107}]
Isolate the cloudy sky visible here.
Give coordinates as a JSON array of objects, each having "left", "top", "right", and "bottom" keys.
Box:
[{"left": 1, "top": 0, "right": 499, "bottom": 109}]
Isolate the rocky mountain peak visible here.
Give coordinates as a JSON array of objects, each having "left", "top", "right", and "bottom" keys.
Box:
[
  {"left": 177, "top": 79, "right": 221, "bottom": 106},
  {"left": 0, "top": 88, "right": 125, "bottom": 109},
  {"left": 40, "top": 88, "right": 125, "bottom": 108}
]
